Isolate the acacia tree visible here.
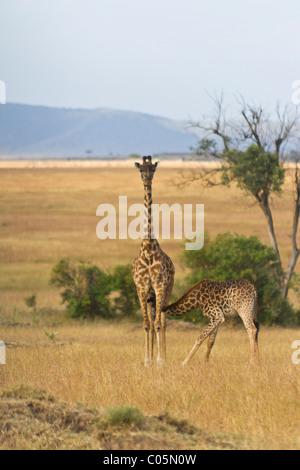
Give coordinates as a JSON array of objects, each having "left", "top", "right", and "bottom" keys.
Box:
[{"left": 182, "top": 93, "right": 300, "bottom": 298}]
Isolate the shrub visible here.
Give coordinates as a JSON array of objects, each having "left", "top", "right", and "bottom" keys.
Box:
[
  {"left": 50, "top": 259, "right": 112, "bottom": 319},
  {"left": 110, "top": 264, "right": 140, "bottom": 318},
  {"left": 105, "top": 406, "right": 146, "bottom": 429},
  {"left": 50, "top": 260, "right": 140, "bottom": 320},
  {"left": 177, "top": 232, "right": 298, "bottom": 326},
  {"left": 24, "top": 294, "right": 37, "bottom": 310}
]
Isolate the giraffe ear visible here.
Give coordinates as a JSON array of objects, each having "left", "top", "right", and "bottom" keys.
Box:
[
  {"left": 135, "top": 162, "right": 141, "bottom": 169},
  {"left": 154, "top": 161, "right": 160, "bottom": 169}
]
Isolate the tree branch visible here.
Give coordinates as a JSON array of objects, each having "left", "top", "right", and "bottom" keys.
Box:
[
  {"left": 256, "top": 191, "right": 282, "bottom": 267},
  {"left": 189, "top": 91, "right": 231, "bottom": 154},
  {"left": 283, "top": 161, "right": 300, "bottom": 297},
  {"left": 237, "top": 97, "right": 264, "bottom": 148},
  {"left": 274, "top": 103, "right": 299, "bottom": 160}
]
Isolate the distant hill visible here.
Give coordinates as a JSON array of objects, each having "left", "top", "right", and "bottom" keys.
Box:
[{"left": 0, "top": 103, "right": 198, "bottom": 158}]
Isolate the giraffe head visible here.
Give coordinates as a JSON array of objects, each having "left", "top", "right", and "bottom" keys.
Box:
[{"left": 135, "top": 156, "right": 159, "bottom": 186}]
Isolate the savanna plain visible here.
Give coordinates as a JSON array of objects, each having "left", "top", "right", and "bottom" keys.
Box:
[{"left": 0, "top": 163, "right": 299, "bottom": 450}]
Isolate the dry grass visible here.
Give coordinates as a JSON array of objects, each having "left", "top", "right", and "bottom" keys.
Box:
[
  {"left": 0, "top": 163, "right": 300, "bottom": 450},
  {"left": 0, "top": 317, "right": 299, "bottom": 450}
]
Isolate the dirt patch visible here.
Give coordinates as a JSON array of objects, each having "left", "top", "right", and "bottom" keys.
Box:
[{"left": 0, "top": 385, "right": 244, "bottom": 450}]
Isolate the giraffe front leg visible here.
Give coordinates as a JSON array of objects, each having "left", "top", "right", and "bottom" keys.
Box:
[
  {"left": 139, "top": 296, "right": 151, "bottom": 367},
  {"left": 161, "top": 311, "right": 167, "bottom": 363},
  {"left": 182, "top": 316, "right": 225, "bottom": 366},
  {"left": 147, "top": 297, "right": 156, "bottom": 365},
  {"left": 153, "top": 290, "right": 164, "bottom": 366}
]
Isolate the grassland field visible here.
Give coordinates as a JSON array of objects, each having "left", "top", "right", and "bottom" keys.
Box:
[{"left": 0, "top": 161, "right": 299, "bottom": 450}]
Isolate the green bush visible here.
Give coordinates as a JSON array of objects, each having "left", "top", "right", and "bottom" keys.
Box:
[
  {"left": 176, "top": 232, "right": 298, "bottom": 326},
  {"left": 110, "top": 264, "right": 140, "bottom": 318},
  {"left": 50, "top": 259, "right": 112, "bottom": 319},
  {"left": 50, "top": 259, "right": 140, "bottom": 319},
  {"left": 24, "top": 294, "right": 37, "bottom": 310}
]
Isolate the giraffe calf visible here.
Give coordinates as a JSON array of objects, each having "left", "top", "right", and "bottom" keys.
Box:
[{"left": 162, "top": 279, "right": 259, "bottom": 365}]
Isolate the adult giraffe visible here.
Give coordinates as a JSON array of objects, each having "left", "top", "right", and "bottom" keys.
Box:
[{"left": 132, "top": 156, "right": 175, "bottom": 366}]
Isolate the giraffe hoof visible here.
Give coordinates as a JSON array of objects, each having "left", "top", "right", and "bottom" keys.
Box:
[
  {"left": 157, "top": 357, "right": 164, "bottom": 367},
  {"left": 181, "top": 359, "right": 188, "bottom": 367},
  {"left": 144, "top": 358, "right": 152, "bottom": 368}
]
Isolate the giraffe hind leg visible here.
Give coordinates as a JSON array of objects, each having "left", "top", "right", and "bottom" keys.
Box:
[
  {"left": 248, "top": 321, "right": 259, "bottom": 364},
  {"left": 147, "top": 295, "right": 156, "bottom": 364},
  {"left": 136, "top": 288, "right": 152, "bottom": 367},
  {"left": 239, "top": 305, "right": 260, "bottom": 364},
  {"left": 160, "top": 279, "right": 174, "bottom": 364},
  {"left": 205, "top": 326, "right": 219, "bottom": 362}
]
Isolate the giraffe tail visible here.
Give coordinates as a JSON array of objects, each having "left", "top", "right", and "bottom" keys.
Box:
[
  {"left": 254, "top": 321, "right": 260, "bottom": 341},
  {"left": 147, "top": 295, "right": 156, "bottom": 305},
  {"left": 253, "top": 290, "right": 259, "bottom": 341}
]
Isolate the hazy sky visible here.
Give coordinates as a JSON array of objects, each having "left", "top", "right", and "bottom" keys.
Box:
[{"left": 1, "top": 0, "right": 300, "bottom": 120}]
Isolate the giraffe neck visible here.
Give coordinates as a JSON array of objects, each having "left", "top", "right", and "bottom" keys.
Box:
[
  {"left": 163, "top": 283, "right": 203, "bottom": 316},
  {"left": 144, "top": 184, "right": 153, "bottom": 241},
  {"left": 163, "top": 300, "right": 193, "bottom": 317}
]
